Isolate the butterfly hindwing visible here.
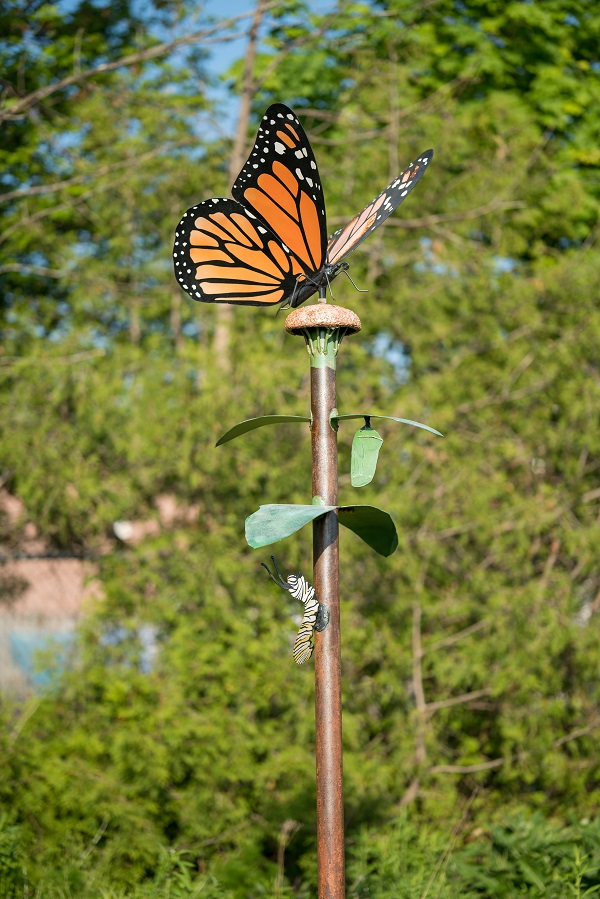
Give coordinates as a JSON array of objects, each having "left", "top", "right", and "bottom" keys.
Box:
[
  {"left": 327, "top": 149, "right": 434, "bottom": 267},
  {"left": 173, "top": 197, "right": 299, "bottom": 306},
  {"left": 232, "top": 104, "right": 328, "bottom": 280}
]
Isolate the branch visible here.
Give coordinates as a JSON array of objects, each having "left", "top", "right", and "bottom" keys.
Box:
[
  {"left": 536, "top": 538, "right": 561, "bottom": 601},
  {"left": 501, "top": 350, "right": 535, "bottom": 396},
  {"left": 0, "top": 153, "right": 178, "bottom": 247},
  {"left": 424, "top": 619, "right": 489, "bottom": 654},
  {"left": 214, "top": 0, "right": 270, "bottom": 374},
  {"left": 0, "top": 137, "right": 196, "bottom": 204},
  {"left": 420, "top": 788, "right": 479, "bottom": 899},
  {"left": 455, "top": 377, "right": 553, "bottom": 414},
  {"left": 9, "top": 697, "right": 42, "bottom": 745},
  {"left": 553, "top": 720, "right": 600, "bottom": 747},
  {"left": 582, "top": 487, "right": 600, "bottom": 503},
  {"left": 309, "top": 128, "right": 386, "bottom": 146},
  {"left": 0, "top": 6, "right": 281, "bottom": 124},
  {"left": 0, "top": 263, "right": 64, "bottom": 278},
  {"left": 81, "top": 817, "right": 110, "bottom": 861},
  {"left": 430, "top": 718, "right": 600, "bottom": 775},
  {"left": 398, "top": 776, "right": 421, "bottom": 808},
  {"left": 0, "top": 551, "right": 94, "bottom": 562},
  {"left": 0, "top": 348, "right": 105, "bottom": 368},
  {"left": 254, "top": 6, "right": 348, "bottom": 101},
  {"left": 328, "top": 197, "right": 525, "bottom": 232},
  {"left": 412, "top": 602, "right": 428, "bottom": 766},
  {"left": 227, "top": 0, "right": 267, "bottom": 187},
  {"left": 430, "top": 758, "right": 507, "bottom": 775},
  {"left": 425, "top": 688, "right": 491, "bottom": 714}
]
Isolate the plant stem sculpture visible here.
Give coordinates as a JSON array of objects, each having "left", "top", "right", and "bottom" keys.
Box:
[
  {"left": 219, "top": 304, "right": 441, "bottom": 898},
  {"left": 176, "top": 101, "right": 439, "bottom": 899}
]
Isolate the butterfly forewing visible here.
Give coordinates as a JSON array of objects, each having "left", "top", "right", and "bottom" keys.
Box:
[
  {"left": 232, "top": 104, "right": 328, "bottom": 279},
  {"left": 173, "top": 197, "right": 299, "bottom": 306},
  {"left": 326, "top": 149, "right": 434, "bottom": 267}
]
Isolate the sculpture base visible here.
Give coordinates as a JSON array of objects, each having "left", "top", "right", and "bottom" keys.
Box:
[{"left": 285, "top": 304, "right": 361, "bottom": 335}]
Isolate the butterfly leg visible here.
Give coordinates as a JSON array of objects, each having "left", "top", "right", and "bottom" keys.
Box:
[{"left": 340, "top": 265, "right": 368, "bottom": 293}]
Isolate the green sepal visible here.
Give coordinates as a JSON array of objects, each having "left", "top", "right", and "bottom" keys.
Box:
[
  {"left": 216, "top": 415, "right": 310, "bottom": 446},
  {"left": 333, "top": 412, "right": 443, "bottom": 438},
  {"left": 245, "top": 503, "right": 398, "bottom": 557},
  {"left": 351, "top": 425, "right": 383, "bottom": 487}
]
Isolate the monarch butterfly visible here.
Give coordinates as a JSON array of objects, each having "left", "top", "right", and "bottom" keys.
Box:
[
  {"left": 173, "top": 103, "right": 433, "bottom": 308},
  {"left": 262, "top": 556, "right": 330, "bottom": 664}
]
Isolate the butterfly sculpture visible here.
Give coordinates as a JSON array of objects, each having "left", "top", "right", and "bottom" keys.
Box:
[{"left": 173, "top": 103, "right": 432, "bottom": 309}]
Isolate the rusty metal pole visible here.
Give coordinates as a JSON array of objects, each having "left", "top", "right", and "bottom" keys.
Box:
[
  {"left": 311, "top": 347, "right": 344, "bottom": 899},
  {"left": 285, "top": 304, "right": 362, "bottom": 899}
]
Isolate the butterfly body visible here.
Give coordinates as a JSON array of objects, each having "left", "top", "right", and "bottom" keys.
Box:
[{"left": 174, "top": 104, "right": 432, "bottom": 308}]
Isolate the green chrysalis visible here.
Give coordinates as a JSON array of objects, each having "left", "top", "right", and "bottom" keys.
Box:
[{"left": 351, "top": 417, "right": 383, "bottom": 487}]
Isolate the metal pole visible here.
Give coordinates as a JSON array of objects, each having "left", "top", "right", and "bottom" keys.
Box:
[
  {"left": 284, "top": 306, "right": 361, "bottom": 899},
  {"left": 311, "top": 338, "right": 345, "bottom": 899}
]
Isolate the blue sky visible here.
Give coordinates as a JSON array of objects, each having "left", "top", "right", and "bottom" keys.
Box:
[
  {"left": 54, "top": 0, "right": 337, "bottom": 135},
  {"left": 199, "top": 0, "right": 338, "bottom": 132}
]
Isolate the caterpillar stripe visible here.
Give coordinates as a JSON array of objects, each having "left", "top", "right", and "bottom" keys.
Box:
[{"left": 262, "top": 557, "right": 330, "bottom": 665}]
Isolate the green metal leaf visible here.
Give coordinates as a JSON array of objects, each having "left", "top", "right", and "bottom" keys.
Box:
[
  {"left": 245, "top": 504, "right": 335, "bottom": 548},
  {"left": 216, "top": 415, "right": 310, "bottom": 446},
  {"left": 338, "top": 505, "right": 398, "bottom": 557},
  {"left": 333, "top": 412, "right": 443, "bottom": 438},
  {"left": 351, "top": 425, "right": 383, "bottom": 487},
  {"left": 245, "top": 503, "right": 398, "bottom": 556}
]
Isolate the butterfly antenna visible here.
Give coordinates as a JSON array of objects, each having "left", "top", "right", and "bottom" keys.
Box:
[
  {"left": 261, "top": 556, "right": 290, "bottom": 590},
  {"left": 341, "top": 267, "right": 368, "bottom": 293},
  {"left": 271, "top": 556, "right": 288, "bottom": 583}
]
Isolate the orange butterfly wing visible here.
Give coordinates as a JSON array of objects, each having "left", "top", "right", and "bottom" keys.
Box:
[
  {"left": 232, "top": 104, "right": 327, "bottom": 279},
  {"left": 173, "top": 198, "right": 299, "bottom": 306},
  {"left": 327, "top": 150, "right": 433, "bottom": 267}
]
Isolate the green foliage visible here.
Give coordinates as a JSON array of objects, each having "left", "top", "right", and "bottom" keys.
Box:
[
  {"left": 452, "top": 814, "right": 600, "bottom": 897},
  {"left": 0, "top": 815, "right": 27, "bottom": 899},
  {"left": 2, "top": 0, "right": 600, "bottom": 894},
  {"left": 1, "top": 0, "right": 209, "bottom": 354},
  {"left": 346, "top": 813, "right": 480, "bottom": 898},
  {"left": 344, "top": 813, "right": 600, "bottom": 897}
]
